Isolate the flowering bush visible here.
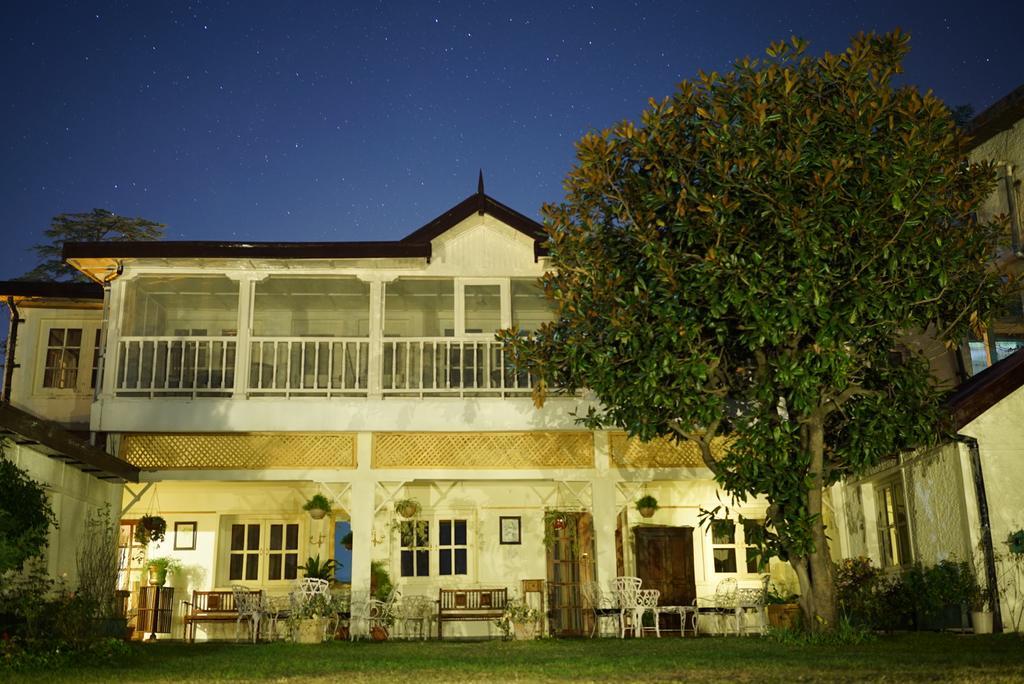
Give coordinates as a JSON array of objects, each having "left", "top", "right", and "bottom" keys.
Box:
[{"left": 494, "top": 597, "right": 540, "bottom": 639}]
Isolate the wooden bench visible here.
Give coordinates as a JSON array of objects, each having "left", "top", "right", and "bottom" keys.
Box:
[
  {"left": 182, "top": 589, "right": 261, "bottom": 642},
  {"left": 437, "top": 588, "right": 508, "bottom": 640}
]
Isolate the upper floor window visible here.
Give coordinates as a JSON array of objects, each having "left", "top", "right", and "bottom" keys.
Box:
[
  {"left": 43, "top": 327, "right": 81, "bottom": 389},
  {"left": 511, "top": 279, "right": 555, "bottom": 332},
  {"left": 253, "top": 276, "right": 370, "bottom": 337},
  {"left": 876, "top": 479, "right": 912, "bottom": 569},
  {"left": 463, "top": 285, "right": 501, "bottom": 334},
  {"left": 384, "top": 279, "right": 454, "bottom": 337},
  {"left": 122, "top": 275, "right": 239, "bottom": 337}
]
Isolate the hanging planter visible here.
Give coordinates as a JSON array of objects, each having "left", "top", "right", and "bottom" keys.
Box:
[
  {"left": 135, "top": 515, "right": 167, "bottom": 545},
  {"left": 635, "top": 495, "right": 659, "bottom": 519},
  {"left": 1008, "top": 529, "right": 1024, "bottom": 555},
  {"left": 395, "top": 498, "right": 422, "bottom": 519},
  {"left": 542, "top": 510, "right": 580, "bottom": 554},
  {"left": 303, "top": 494, "right": 332, "bottom": 520}
]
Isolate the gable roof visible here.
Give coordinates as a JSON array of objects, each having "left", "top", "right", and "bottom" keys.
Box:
[
  {"left": 62, "top": 188, "right": 549, "bottom": 281},
  {"left": 946, "top": 348, "right": 1024, "bottom": 429}
]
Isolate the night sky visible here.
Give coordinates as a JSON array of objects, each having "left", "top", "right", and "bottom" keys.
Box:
[{"left": 1, "top": 1, "right": 1021, "bottom": 281}]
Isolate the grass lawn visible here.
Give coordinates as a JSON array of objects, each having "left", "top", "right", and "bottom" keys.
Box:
[{"left": 5, "top": 633, "right": 1024, "bottom": 683}]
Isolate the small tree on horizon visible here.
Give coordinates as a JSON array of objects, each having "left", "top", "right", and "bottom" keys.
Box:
[
  {"left": 503, "top": 30, "right": 1008, "bottom": 630},
  {"left": 21, "top": 208, "right": 164, "bottom": 282}
]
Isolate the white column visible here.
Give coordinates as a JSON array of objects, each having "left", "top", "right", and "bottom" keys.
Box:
[
  {"left": 366, "top": 279, "right": 384, "bottom": 399},
  {"left": 860, "top": 484, "right": 882, "bottom": 567},
  {"left": 231, "top": 274, "right": 255, "bottom": 398},
  {"left": 349, "top": 432, "right": 376, "bottom": 637},
  {"left": 592, "top": 432, "right": 618, "bottom": 586}
]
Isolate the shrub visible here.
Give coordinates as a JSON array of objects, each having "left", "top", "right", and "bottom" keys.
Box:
[{"left": 0, "top": 451, "right": 58, "bottom": 574}]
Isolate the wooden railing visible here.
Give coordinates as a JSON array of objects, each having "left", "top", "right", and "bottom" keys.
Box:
[
  {"left": 114, "top": 335, "right": 535, "bottom": 399},
  {"left": 247, "top": 337, "right": 369, "bottom": 397},
  {"left": 381, "top": 338, "right": 534, "bottom": 397},
  {"left": 116, "top": 336, "right": 236, "bottom": 397}
]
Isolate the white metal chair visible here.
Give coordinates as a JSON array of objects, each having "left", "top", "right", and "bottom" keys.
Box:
[
  {"left": 693, "top": 578, "right": 738, "bottom": 635},
  {"left": 613, "top": 576, "right": 643, "bottom": 638},
  {"left": 635, "top": 589, "right": 661, "bottom": 638},
  {"left": 580, "top": 581, "right": 620, "bottom": 638},
  {"left": 231, "top": 585, "right": 263, "bottom": 643},
  {"left": 735, "top": 577, "right": 769, "bottom": 635},
  {"left": 395, "top": 594, "right": 433, "bottom": 640}
]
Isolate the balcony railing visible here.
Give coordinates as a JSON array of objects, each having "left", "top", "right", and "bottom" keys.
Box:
[
  {"left": 248, "top": 337, "right": 369, "bottom": 397},
  {"left": 116, "top": 336, "right": 237, "bottom": 397},
  {"left": 112, "top": 334, "right": 535, "bottom": 399},
  {"left": 381, "top": 338, "right": 533, "bottom": 397}
]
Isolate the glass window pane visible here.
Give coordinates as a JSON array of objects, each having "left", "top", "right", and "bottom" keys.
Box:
[
  {"left": 284, "top": 553, "right": 298, "bottom": 580},
  {"left": 253, "top": 277, "right": 370, "bottom": 337},
  {"left": 454, "top": 549, "right": 467, "bottom": 575},
  {"left": 464, "top": 284, "right": 501, "bottom": 333},
  {"left": 123, "top": 276, "right": 240, "bottom": 337},
  {"left": 401, "top": 550, "right": 414, "bottom": 577},
  {"left": 231, "top": 525, "right": 245, "bottom": 551},
  {"left": 66, "top": 329, "right": 82, "bottom": 347},
  {"left": 269, "top": 524, "right": 283, "bottom": 550},
  {"left": 415, "top": 550, "right": 429, "bottom": 576},
  {"left": 713, "top": 548, "right": 737, "bottom": 573},
  {"left": 48, "top": 329, "right": 65, "bottom": 346},
  {"left": 511, "top": 279, "right": 554, "bottom": 331},
  {"left": 415, "top": 523, "right": 429, "bottom": 547},
  {"left": 268, "top": 554, "right": 282, "bottom": 580},
  {"left": 285, "top": 524, "right": 299, "bottom": 550},
  {"left": 400, "top": 521, "right": 414, "bottom": 547},
  {"left": 384, "top": 279, "right": 454, "bottom": 337},
  {"left": 247, "top": 524, "right": 260, "bottom": 551},
  {"left": 439, "top": 520, "right": 451, "bottom": 546},
  {"left": 229, "top": 554, "right": 243, "bottom": 580},
  {"left": 454, "top": 520, "right": 467, "bottom": 546},
  {"left": 245, "top": 553, "right": 259, "bottom": 580},
  {"left": 745, "top": 549, "right": 759, "bottom": 574},
  {"left": 712, "top": 520, "right": 735, "bottom": 544},
  {"left": 439, "top": 549, "right": 452, "bottom": 575}
]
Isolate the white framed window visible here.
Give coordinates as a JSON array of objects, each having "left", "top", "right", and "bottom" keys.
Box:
[
  {"left": 399, "top": 519, "right": 430, "bottom": 577},
  {"left": 223, "top": 519, "right": 302, "bottom": 585},
  {"left": 42, "top": 327, "right": 82, "bottom": 389},
  {"left": 90, "top": 328, "right": 102, "bottom": 390},
  {"left": 710, "top": 518, "right": 763, "bottom": 575},
  {"left": 438, "top": 518, "right": 468, "bottom": 576},
  {"left": 876, "top": 479, "right": 912, "bottom": 569}
]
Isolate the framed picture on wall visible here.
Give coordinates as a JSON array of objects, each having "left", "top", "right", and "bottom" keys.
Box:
[
  {"left": 499, "top": 516, "right": 521, "bottom": 545},
  {"left": 174, "top": 521, "right": 197, "bottom": 550}
]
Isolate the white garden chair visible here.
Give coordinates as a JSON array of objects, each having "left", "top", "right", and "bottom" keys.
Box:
[
  {"left": 635, "top": 589, "right": 661, "bottom": 638},
  {"left": 613, "top": 576, "right": 643, "bottom": 638},
  {"left": 231, "top": 584, "right": 263, "bottom": 643},
  {"left": 693, "top": 578, "right": 738, "bottom": 635},
  {"left": 580, "top": 581, "right": 620, "bottom": 638}
]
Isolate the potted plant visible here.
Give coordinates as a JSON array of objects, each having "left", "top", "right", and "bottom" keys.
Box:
[
  {"left": 135, "top": 515, "right": 167, "bottom": 544},
  {"left": 765, "top": 582, "right": 802, "bottom": 630},
  {"left": 1007, "top": 529, "right": 1024, "bottom": 555},
  {"left": 146, "top": 557, "right": 181, "bottom": 586},
  {"left": 635, "top": 495, "right": 659, "bottom": 518},
  {"left": 495, "top": 597, "right": 541, "bottom": 640},
  {"left": 303, "top": 493, "right": 332, "bottom": 520},
  {"left": 394, "top": 498, "right": 422, "bottom": 519},
  {"left": 968, "top": 551, "right": 994, "bottom": 634},
  {"left": 299, "top": 554, "right": 338, "bottom": 581},
  {"left": 342, "top": 530, "right": 353, "bottom": 550},
  {"left": 287, "top": 593, "right": 338, "bottom": 644}
]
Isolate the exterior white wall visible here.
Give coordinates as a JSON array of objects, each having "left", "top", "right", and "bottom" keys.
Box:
[
  {"left": 5, "top": 441, "right": 122, "bottom": 584},
  {"left": 8, "top": 305, "right": 102, "bottom": 427}
]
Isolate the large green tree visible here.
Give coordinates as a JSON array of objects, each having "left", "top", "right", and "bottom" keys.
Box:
[
  {"left": 22, "top": 208, "right": 164, "bottom": 281},
  {"left": 503, "top": 31, "right": 1007, "bottom": 629}
]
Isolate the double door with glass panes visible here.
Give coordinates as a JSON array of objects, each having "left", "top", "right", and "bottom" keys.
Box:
[{"left": 228, "top": 521, "right": 300, "bottom": 583}]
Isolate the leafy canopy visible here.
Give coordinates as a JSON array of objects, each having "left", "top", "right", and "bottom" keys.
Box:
[
  {"left": 0, "top": 444, "right": 59, "bottom": 573},
  {"left": 22, "top": 208, "right": 164, "bottom": 282},
  {"left": 504, "top": 31, "right": 1005, "bottom": 563}
]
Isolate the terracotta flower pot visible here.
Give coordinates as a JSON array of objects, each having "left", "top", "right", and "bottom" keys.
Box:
[
  {"left": 398, "top": 502, "right": 418, "bottom": 519},
  {"left": 767, "top": 603, "right": 802, "bottom": 630},
  {"left": 308, "top": 508, "right": 327, "bottom": 520}
]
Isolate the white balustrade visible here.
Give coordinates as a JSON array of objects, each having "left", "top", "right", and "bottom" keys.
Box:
[
  {"left": 116, "top": 336, "right": 237, "bottom": 398},
  {"left": 381, "top": 337, "right": 533, "bottom": 397}
]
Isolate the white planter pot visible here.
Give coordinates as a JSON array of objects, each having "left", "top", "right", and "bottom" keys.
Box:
[
  {"left": 308, "top": 508, "right": 327, "bottom": 520},
  {"left": 513, "top": 622, "right": 537, "bottom": 640},
  {"left": 971, "top": 610, "right": 993, "bottom": 635},
  {"left": 294, "top": 617, "right": 328, "bottom": 643}
]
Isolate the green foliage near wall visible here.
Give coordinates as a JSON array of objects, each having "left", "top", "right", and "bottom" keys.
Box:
[{"left": 0, "top": 445, "right": 58, "bottom": 573}]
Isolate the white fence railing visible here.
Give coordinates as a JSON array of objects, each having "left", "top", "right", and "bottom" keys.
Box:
[
  {"left": 247, "top": 337, "right": 369, "bottom": 397},
  {"left": 381, "top": 338, "right": 533, "bottom": 397},
  {"left": 116, "top": 336, "right": 237, "bottom": 397},
  {"left": 114, "top": 335, "right": 534, "bottom": 399}
]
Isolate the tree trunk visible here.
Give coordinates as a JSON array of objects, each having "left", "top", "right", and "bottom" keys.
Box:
[{"left": 790, "top": 414, "right": 838, "bottom": 632}]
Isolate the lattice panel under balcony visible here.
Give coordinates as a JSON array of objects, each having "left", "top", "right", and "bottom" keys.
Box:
[
  {"left": 120, "top": 433, "right": 357, "bottom": 470},
  {"left": 608, "top": 432, "right": 730, "bottom": 468},
  {"left": 372, "top": 432, "right": 594, "bottom": 469}
]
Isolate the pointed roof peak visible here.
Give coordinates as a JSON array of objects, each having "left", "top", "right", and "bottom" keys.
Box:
[{"left": 477, "top": 169, "right": 485, "bottom": 195}]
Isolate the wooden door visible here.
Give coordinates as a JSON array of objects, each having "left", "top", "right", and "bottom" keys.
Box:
[
  {"left": 546, "top": 512, "right": 593, "bottom": 636},
  {"left": 634, "top": 526, "right": 696, "bottom": 607}
]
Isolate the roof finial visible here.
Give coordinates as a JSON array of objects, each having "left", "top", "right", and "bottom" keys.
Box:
[{"left": 477, "top": 169, "right": 485, "bottom": 195}]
